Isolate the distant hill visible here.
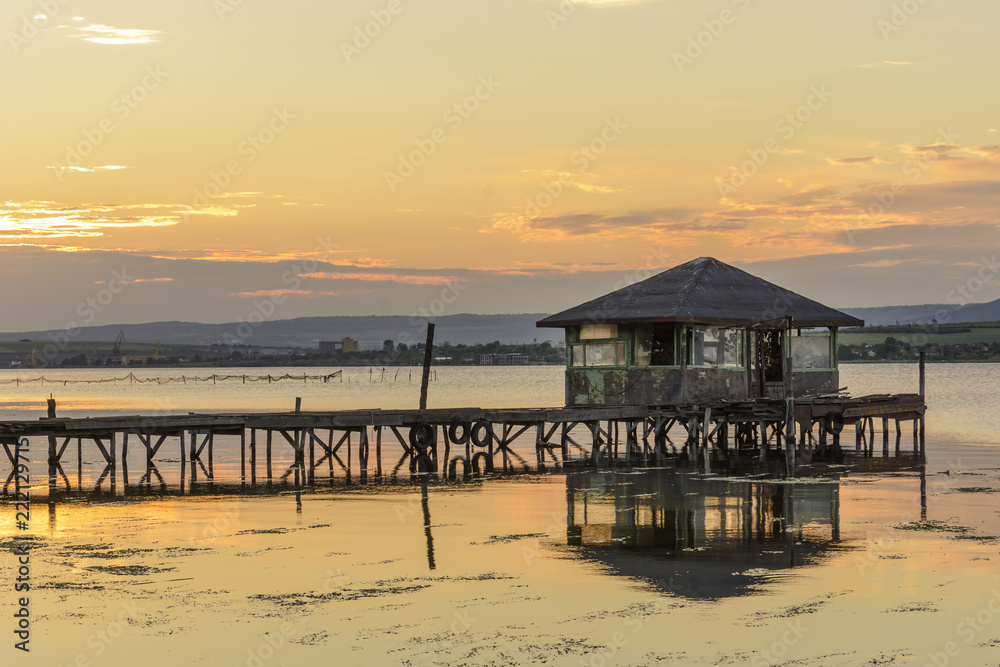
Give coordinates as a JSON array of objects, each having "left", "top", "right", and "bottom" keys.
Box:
[
  {"left": 0, "top": 314, "right": 563, "bottom": 348},
  {"left": 840, "top": 298, "right": 1000, "bottom": 326},
  {"left": 5, "top": 298, "right": 1000, "bottom": 347}
]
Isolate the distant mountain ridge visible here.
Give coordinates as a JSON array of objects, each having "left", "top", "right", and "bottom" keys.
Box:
[
  {"left": 839, "top": 297, "right": 1000, "bottom": 326},
  {"left": 0, "top": 314, "right": 563, "bottom": 348},
  {"left": 3, "top": 299, "right": 999, "bottom": 347}
]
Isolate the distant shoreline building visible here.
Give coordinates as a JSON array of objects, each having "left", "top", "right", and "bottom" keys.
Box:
[
  {"left": 480, "top": 353, "right": 529, "bottom": 366},
  {"left": 318, "top": 337, "right": 358, "bottom": 355}
]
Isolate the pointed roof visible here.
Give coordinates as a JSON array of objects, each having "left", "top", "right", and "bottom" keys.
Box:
[{"left": 536, "top": 257, "right": 863, "bottom": 328}]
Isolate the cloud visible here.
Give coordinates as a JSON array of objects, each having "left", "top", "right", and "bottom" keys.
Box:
[
  {"left": 300, "top": 271, "right": 458, "bottom": 286},
  {"left": 47, "top": 165, "right": 130, "bottom": 174},
  {"left": 72, "top": 23, "right": 161, "bottom": 45},
  {"left": 965, "top": 145, "right": 1000, "bottom": 159},
  {"left": 0, "top": 201, "right": 179, "bottom": 239},
  {"left": 487, "top": 207, "right": 734, "bottom": 241},
  {"left": 827, "top": 156, "right": 877, "bottom": 166}
]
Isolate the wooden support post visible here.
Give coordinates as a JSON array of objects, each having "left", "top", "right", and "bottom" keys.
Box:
[
  {"left": 882, "top": 418, "right": 889, "bottom": 456},
  {"left": 758, "top": 420, "right": 767, "bottom": 461},
  {"left": 419, "top": 323, "right": 435, "bottom": 411},
  {"left": 702, "top": 408, "right": 711, "bottom": 473},
  {"left": 561, "top": 422, "right": 569, "bottom": 464},
  {"left": 266, "top": 430, "right": 273, "bottom": 482},
  {"left": 308, "top": 429, "right": 315, "bottom": 483},
  {"left": 110, "top": 433, "right": 117, "bottom": 494},
  {"left": 376, "top": 426, "right": 383, "bottom": 478},
  {"left": 360, "top": 427, "right": 369, "bottom": 483},
  {"left": 250, "top": 429, "right": 257, "bottom": 485},
  {"left": 919, "top": 348, "right": 926, "bottom": 398}
]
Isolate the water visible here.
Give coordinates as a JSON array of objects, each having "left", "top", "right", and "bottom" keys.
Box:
[{"left": 2, "top": 363, "right": 999, "bottom": 665}]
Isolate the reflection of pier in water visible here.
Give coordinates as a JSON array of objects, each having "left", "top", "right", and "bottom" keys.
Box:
[{"left": 562, "top": 463, "right": 923, "bottom": 599}]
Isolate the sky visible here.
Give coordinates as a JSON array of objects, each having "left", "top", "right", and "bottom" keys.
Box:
[{"left": 1, "top": 0, "right": 998, "bottom": 332}]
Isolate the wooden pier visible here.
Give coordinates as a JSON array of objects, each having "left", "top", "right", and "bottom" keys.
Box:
[{"left": 0, "top": 393, "right": 925, "bottom": 496}]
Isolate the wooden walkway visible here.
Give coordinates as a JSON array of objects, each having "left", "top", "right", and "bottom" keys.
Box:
[{"left": 0, "top": 394, "right": 926, "bottom": 495}]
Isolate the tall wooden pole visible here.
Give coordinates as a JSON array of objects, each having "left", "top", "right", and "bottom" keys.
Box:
[
  {"left": 918, "top": 348, "right": 926, "bottom": 397},
  {"left": 419, "top": 323, "right": 435, "bottom": 411}
]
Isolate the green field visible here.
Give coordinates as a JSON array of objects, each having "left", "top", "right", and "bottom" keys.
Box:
[{"left": 839, "top": 322, "right": 1000, "bottom": 347}]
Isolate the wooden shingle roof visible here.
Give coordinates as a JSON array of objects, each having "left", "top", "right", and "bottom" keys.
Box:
[{"left": 536, "top": 257, "right": 864, "bottom": 329}]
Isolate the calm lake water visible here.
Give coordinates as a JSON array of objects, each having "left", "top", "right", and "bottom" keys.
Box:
[
  {"left": 0, "top": 361, "right": 995, "bottom": 442},
  {"left": 2, "top": 363, "right": 999, "bottom": 666}
]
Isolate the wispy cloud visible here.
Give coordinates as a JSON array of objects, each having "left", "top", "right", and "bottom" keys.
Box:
[
  {"left": 826, "top": 156, "right": 894, "bottom": 166},
  {"left": 0, "top": 201, "right": 179, "bottom": 239},
  {"left": 300, "top": 271, "right": 458, "bottom": 286},
  {"left": 47, "top": 165, "right": 130, "bottom": 174},
  {"left": 72, "top": 23, "right": 161, "bottom": 45}
]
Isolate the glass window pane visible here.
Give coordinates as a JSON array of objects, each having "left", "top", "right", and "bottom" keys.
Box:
[
  {"left": 792, "top": 335, "right": 832, "bottom": 369},
  {"left": 580, "top": 324, "right": 618, "bottom": 340},
  {"left": 635, "top": 324, "right": 652, "bottom": 367},
  {"left": 586, "top": 343, "right": 617, "bottom": 366},
  {"left": 571, "top": 344, "right": 586, "bottom": 367}
]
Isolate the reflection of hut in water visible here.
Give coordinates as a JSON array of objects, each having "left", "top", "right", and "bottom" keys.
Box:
[
  {"left": 537, "top": 257, "right": 863, "bottom": 407},
  {"left": 564, "top": 470, "right": 842, "bottom": 599}
]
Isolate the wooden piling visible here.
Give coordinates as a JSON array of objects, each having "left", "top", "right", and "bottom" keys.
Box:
[{"left": 419, "top": 323, "right": 435, "bottom": 411}]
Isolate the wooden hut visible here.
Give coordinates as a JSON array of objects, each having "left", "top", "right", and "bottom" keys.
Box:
[{"left": 536, "top": 257, "right": 863, "bottom": 407}]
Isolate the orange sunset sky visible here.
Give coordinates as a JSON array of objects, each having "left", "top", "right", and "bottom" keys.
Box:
[{"left": 1, "top": 0, "right": 998, "bottom": 331}]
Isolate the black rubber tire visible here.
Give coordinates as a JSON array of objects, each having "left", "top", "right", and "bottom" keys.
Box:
[
  {"left": 448, "top": 420, "right": 471, "bottom": 445},
  {"left": 823, "top": 411, "right": 845, "bottom": 435},
  {"left": 470, "top": 419, "right": 494, "bottom": 449},
  {"left": 409, "top": 422, "right": 435, "bottom": 451}
]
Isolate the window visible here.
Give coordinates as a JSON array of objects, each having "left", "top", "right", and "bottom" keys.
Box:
[
  {"left": 635, "top": 323, "right": 676, "bottom": 366},
  {"left": 568, "top": 325, "right": 626, "bottom": 367},
  {"left": 580, "top": 323, "right": 618, "bottom": 340},
  {"left": 689, "top": 327, "right": 744, "bottom": 368},
  {"left": 791, "top": 333, "right": 832, "bottom": 369}
]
